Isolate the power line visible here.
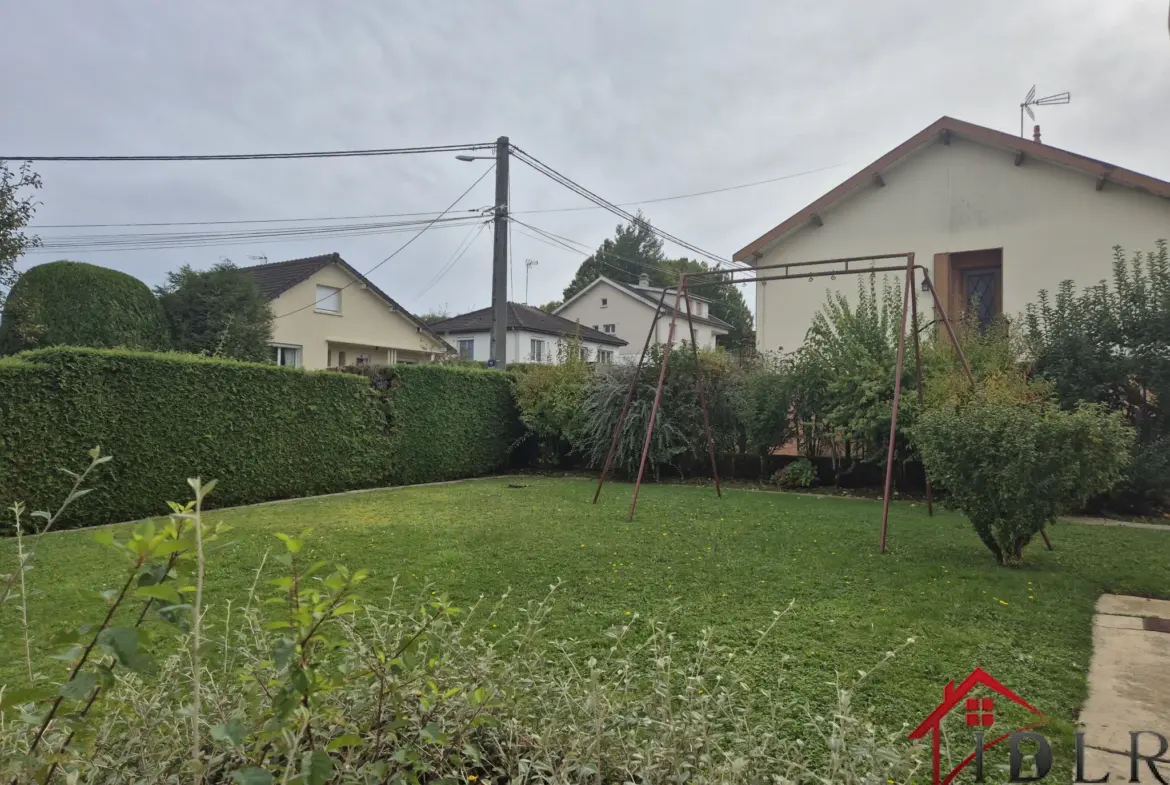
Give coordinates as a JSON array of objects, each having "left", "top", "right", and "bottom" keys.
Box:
[
  {"left": 30, "top": 163, "right": 834, "bottom": 229},
  {"left": 3, "top": 142, "right": 494, "bottom": 163},
  {"left": 411, "top": 220, "right": 490, "bottom": 302},
  {"left": 510, "top": 217, "right": 677, "bottom": 279},
  {"left": 273, "top": 163, "right": 494, "bottom": 320},
  {"left": 510, "top": 146, "right": 751, "bottom": 270}
]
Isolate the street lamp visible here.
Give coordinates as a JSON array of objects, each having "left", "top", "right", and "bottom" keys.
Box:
[
  {"left": 455, "top": 138, "right": 510, "bottom": 369},
  {"left": 525, "top": 259, "right": 539, "bottom": 304}
]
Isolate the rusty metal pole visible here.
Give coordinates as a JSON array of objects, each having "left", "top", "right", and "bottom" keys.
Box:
[
  {"left": 879, "top": 267, "right": 913, "bottom": 554},
  {"left": 907, "top": 259, "right": 933, "bottom": 517},
  {"left": 682, "top": 277, "right": 722, "bottom": 497},
  {"left": 920, "top": 273, "right": 976, "bottom": 386},
  {"left": 594, "top": 287, "right": 670, "bottom": 503},
  {"left": 628, "top": 284, "right": 684, "bottom": 521}
]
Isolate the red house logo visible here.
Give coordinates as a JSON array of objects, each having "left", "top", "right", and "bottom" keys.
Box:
[{"left": 909, "top": 667, "right": 1046, "bottom": 785}]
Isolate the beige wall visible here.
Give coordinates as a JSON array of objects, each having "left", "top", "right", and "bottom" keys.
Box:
[
  {"left": 557, "top": 280, "right": 725, "bottom": 355},
  {"left": 269, "top": 264, "right": 448, "bottom": 369},
  {"left": 753, "top": 136, "right": 1170, "bottom": 354}
]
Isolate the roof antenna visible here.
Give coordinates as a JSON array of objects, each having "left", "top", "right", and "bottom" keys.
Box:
[{"left": 1020, "top": 85, "right": 1071, "bottom": 138}]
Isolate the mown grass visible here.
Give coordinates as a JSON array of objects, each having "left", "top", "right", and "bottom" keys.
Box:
[{"left": 2, "top": 476, "right": 1168, "bottom": 757}]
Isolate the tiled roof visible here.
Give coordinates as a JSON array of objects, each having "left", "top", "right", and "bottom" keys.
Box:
[
  {"left": 239, "top": 253, "right": 451, "bottom": 350},
  {"left": 608, "top": 279, "right": 734, "bottom": 330},
  {"left": 429, "top": 302, "right": 629, "bottom": 346}
]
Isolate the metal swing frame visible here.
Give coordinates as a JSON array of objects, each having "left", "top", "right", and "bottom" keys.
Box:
[{"left": 591, "top": 251, "right": 1054, "bottom": 554}]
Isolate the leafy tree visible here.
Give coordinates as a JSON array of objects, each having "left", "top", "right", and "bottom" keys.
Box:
[
  {"left": 561, "top": 215, "right": 755, "bottom": 349},
  {"left": 417, "top": 307, "right": 450, "bottom": 325},
  {"left": 512, "top": 336, "right": 592, "bottom": 465},
  {"left": 537, "top": 300, "right": 562, "bottom": 313},
  {"left": 156, "top": 261, "right": 273, "bottom": 361},
  {"left": 1, "top": 162, "right": 42, "bottom": 294},
  {"left": 0, "top": 260, "right": 170, "bottom": 354},
  {"left": 916, "top": 399, "right": 1132, "bottom": 565},
  {"left": 1024, "top": 242, "right": 1170, "bottom": 511}
]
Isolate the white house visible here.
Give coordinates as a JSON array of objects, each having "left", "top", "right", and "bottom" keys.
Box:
[
  {"left": 429, "top": 302, "right": 628, "bottom": 364},
  {"left": 554, "top": 274, "right": 731, "bottom": 357},
  {"left": 734, "top": 116, "right": 1170, "bottom": 354}
]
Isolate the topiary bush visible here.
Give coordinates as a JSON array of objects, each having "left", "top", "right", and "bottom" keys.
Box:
[
  {"left": 340, "top": 363, "right": 522, "bottom": 485},
  {"left": 0, "top": 348, "right": 390, "bottom": 528},
  {"left": 0, "top": 260, "right": 170, "bottom": 355},
  {"left": 914, "top": 400, "right": 1133, "bottom": 565}
]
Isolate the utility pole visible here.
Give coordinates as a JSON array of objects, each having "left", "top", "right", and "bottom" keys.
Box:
[{"left": 490, "top": 135, "right": 510, "bottom": 370}]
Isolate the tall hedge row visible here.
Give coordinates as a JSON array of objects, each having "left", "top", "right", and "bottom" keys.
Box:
[
  {"left": 342, "top": 364, "right": 522, "bottom": 486},
  {"left": 0, "top": 349, "right": 523, "bottom": 531},
  {"left": 0, "top": 348, "right": 391, "bottom": 528}
]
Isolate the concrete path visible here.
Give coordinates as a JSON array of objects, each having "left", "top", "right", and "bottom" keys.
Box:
[
  {"left": 1061, "top": 514, "right": 1170, "bottom": 531},
  {"left": 1078, "top": 595, "right": 1170, "bottom": 780}
]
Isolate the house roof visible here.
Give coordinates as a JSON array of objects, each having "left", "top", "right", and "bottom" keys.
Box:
[
  {"left": 429, "top": 302, "right": 629, "bottom": 346},
  {"left": 239, "top": 253, "right": 451, "bottom": 350},
  {"left": 555, "top": 276, "right": 733, "bottom": 331},
  {"left": 908, "top": 667, "right": 1043, "bottom": 740},
  {"left": 734, "top": 115, "right": 1170, "bottom": 262}
]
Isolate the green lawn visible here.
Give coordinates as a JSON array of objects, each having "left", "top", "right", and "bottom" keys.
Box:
[{"left": 3, "top": 476, "right": 1168, "bottom": 749}]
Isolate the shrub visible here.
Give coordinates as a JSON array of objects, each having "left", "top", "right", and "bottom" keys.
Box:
[
  {"left": 735, "top": 355, "right": 795, "bottom": 457},
  {"left": 512, "top": 348, "right": 592, "bottom": 466},
  {"left": 341, "top": 363, "right": 522, "bottom": 484},
  {"left": 577, "top": 346, "right": 743, "bottom": 480},
  {"left": 155, "top": 261, "right": 274, "bottom": 362},
  {"left": 0, "top": 260, "right": 170, "bottom": 355},
  {"left": 1024, "top": 242, "right": 1170, "bottom": 513},
  {"left": 915, "top": 400, "right": 1133, "bottom": 564},
  {"left": 0, "top": 348, "right": 390, "bottom": 529},
  {"left": 773, "top": 457, "right": 818, "bottom": 489}
]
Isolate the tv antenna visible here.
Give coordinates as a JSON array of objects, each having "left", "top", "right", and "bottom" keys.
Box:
[{"left": 1020, "top": 85, "right": 1071, "bottom": 138}]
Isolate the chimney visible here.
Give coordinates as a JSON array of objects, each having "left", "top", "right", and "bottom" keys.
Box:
[
  {"left": 638, "top": 273, "right": 650, "bottom": 287},
  {"left": 1033, "top": 125, "right": 1042, "bottom": 144}
]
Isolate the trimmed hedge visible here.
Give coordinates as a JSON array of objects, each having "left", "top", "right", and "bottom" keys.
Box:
[
  {"left": 0, "top": 348, "right": 391, "bottom": 529},
  {"left": 0, "top": 260, "right": 170, "bottom": 355},
  {"left": 340, "top": 364, "right": 522, "bottom": 485}
]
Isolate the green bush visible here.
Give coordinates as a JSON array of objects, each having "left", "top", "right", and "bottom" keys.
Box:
[
  {"left": 773, "top": 457, "right": 818, "bottom": 489},
  {"left": 512, "top": 352, "right": 592, "bottom": 466},
  {"left": 155, "top": 261, "right": 274, "bottom": 362},
  {"left": 341, "top": 363, "right": 521, "bottom": 484},
  {"left": 915, "top": 400, "right": 1133, "bottom": 564},
  {"left": 0, "top": 261, "right": 169, "bottom": 355},
  {"left": 0, "top": 348, "right": 390, "bottom": 528}
]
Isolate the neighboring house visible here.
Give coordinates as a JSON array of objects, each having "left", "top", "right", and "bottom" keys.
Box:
[
  {"left": 554, "top": 274, "right": 731, "bottom": 357},
  {"left": 241, "top": 253, "right": 452, "bottom": 370},
  {"left": 734, "top": 116, "right": 1170, "bottom": 354},
  {"left": 429, "top": 302, "right": 628, "bottom": 364}
]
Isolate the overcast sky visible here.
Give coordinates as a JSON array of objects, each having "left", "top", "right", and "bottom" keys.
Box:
[{"left": 3, "top": 1, "right": 1167, "bottom": 318}]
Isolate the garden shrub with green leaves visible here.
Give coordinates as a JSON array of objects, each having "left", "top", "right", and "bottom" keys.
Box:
[
  {"left": 0, "top": 348, "right": 390, "bottom": 529},
  {"left": 915, "top": 397, "right": 1133, "bottom": 565},
  {"left": 340, "top": 363, "right": 522, "bottom": 485},
  {"left": 1025, "top": 241, "right": 1170, "bottom": 513},
  {"left": 0, "top": 260, "right": 170, "bottom": 355},
  {"left": 511, "top": 340, "right": 592, "bottom": 466},
  {"left": 0, "top": 454, "right": 926, "bottom": 784},
  {"left": 773, "top": 457, "right": 818, "bottom": 489}
]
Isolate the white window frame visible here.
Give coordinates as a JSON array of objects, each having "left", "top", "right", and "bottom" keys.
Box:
[
  {"left": 598, "top": 349, "right": 614, "bottom": 363},
  {"left": 272, "top": 343, "right": 302, "bottom": 368},
  {"left": 530, "top": 338, "right": 545, "bottom": 363},
  {"left": 579, "top": 346, "right": 590, "bottom": 361},
  {"left": 355, "top": 353, "right": 371, "bottom": 366},
  {"left": 315, "top": 285, "right": 342, "bottom": 314},
  {"left": 457, "top": 339, "right": 475, "bottom": 361},
  {"left": 603, "top": 324, "right": 616, "bottom": 334},
  {"left": 600, "top": 297, "right": 608, "bottom": 307}
]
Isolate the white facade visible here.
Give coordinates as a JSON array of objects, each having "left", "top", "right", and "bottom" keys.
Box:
[
  {"left": 746, "top": 134, "right": 1170, "bottom": 354},
  {"left": 555, "top": 278, "right": 727, "bottom": 357},
  {"left": 436, "top": 329, "right": 622, "bottom": 365}
]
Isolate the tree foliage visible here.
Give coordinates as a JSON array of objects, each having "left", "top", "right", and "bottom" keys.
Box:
[
  {"left": 156, "top": 261, "right": 274, "bottom": 362},
  {"left": 560, "top": 215, "right": 755, "bottom": 350},
  {"left": 0, "top": 161, "right": 42, "bottom": 293},
  {"left": 1024, "top": 241, "right": 1170, "bottom": 511},
  {"left": 0, "top": 260, "right": 170, "bottom": 355},
  {"left": 512, "top": 338, "right": 592, "bottom": 465},
  {"left": 915, "top": 399, "right": 1132, "bottom": 564}
]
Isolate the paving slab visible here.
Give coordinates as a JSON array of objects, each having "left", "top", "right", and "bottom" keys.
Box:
[
  {"left": 1095, "top": 594, "right": 1170, "bottom": 618},
  {"left": 1095, "top": 613, "right": 1146, "bottom": 630},
  {"left": 1078, "top": 745, "right": 1170, "bottom": 782},
  {"left": 1080, "top": 595, "right": 1170, "bottom": 758}
]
